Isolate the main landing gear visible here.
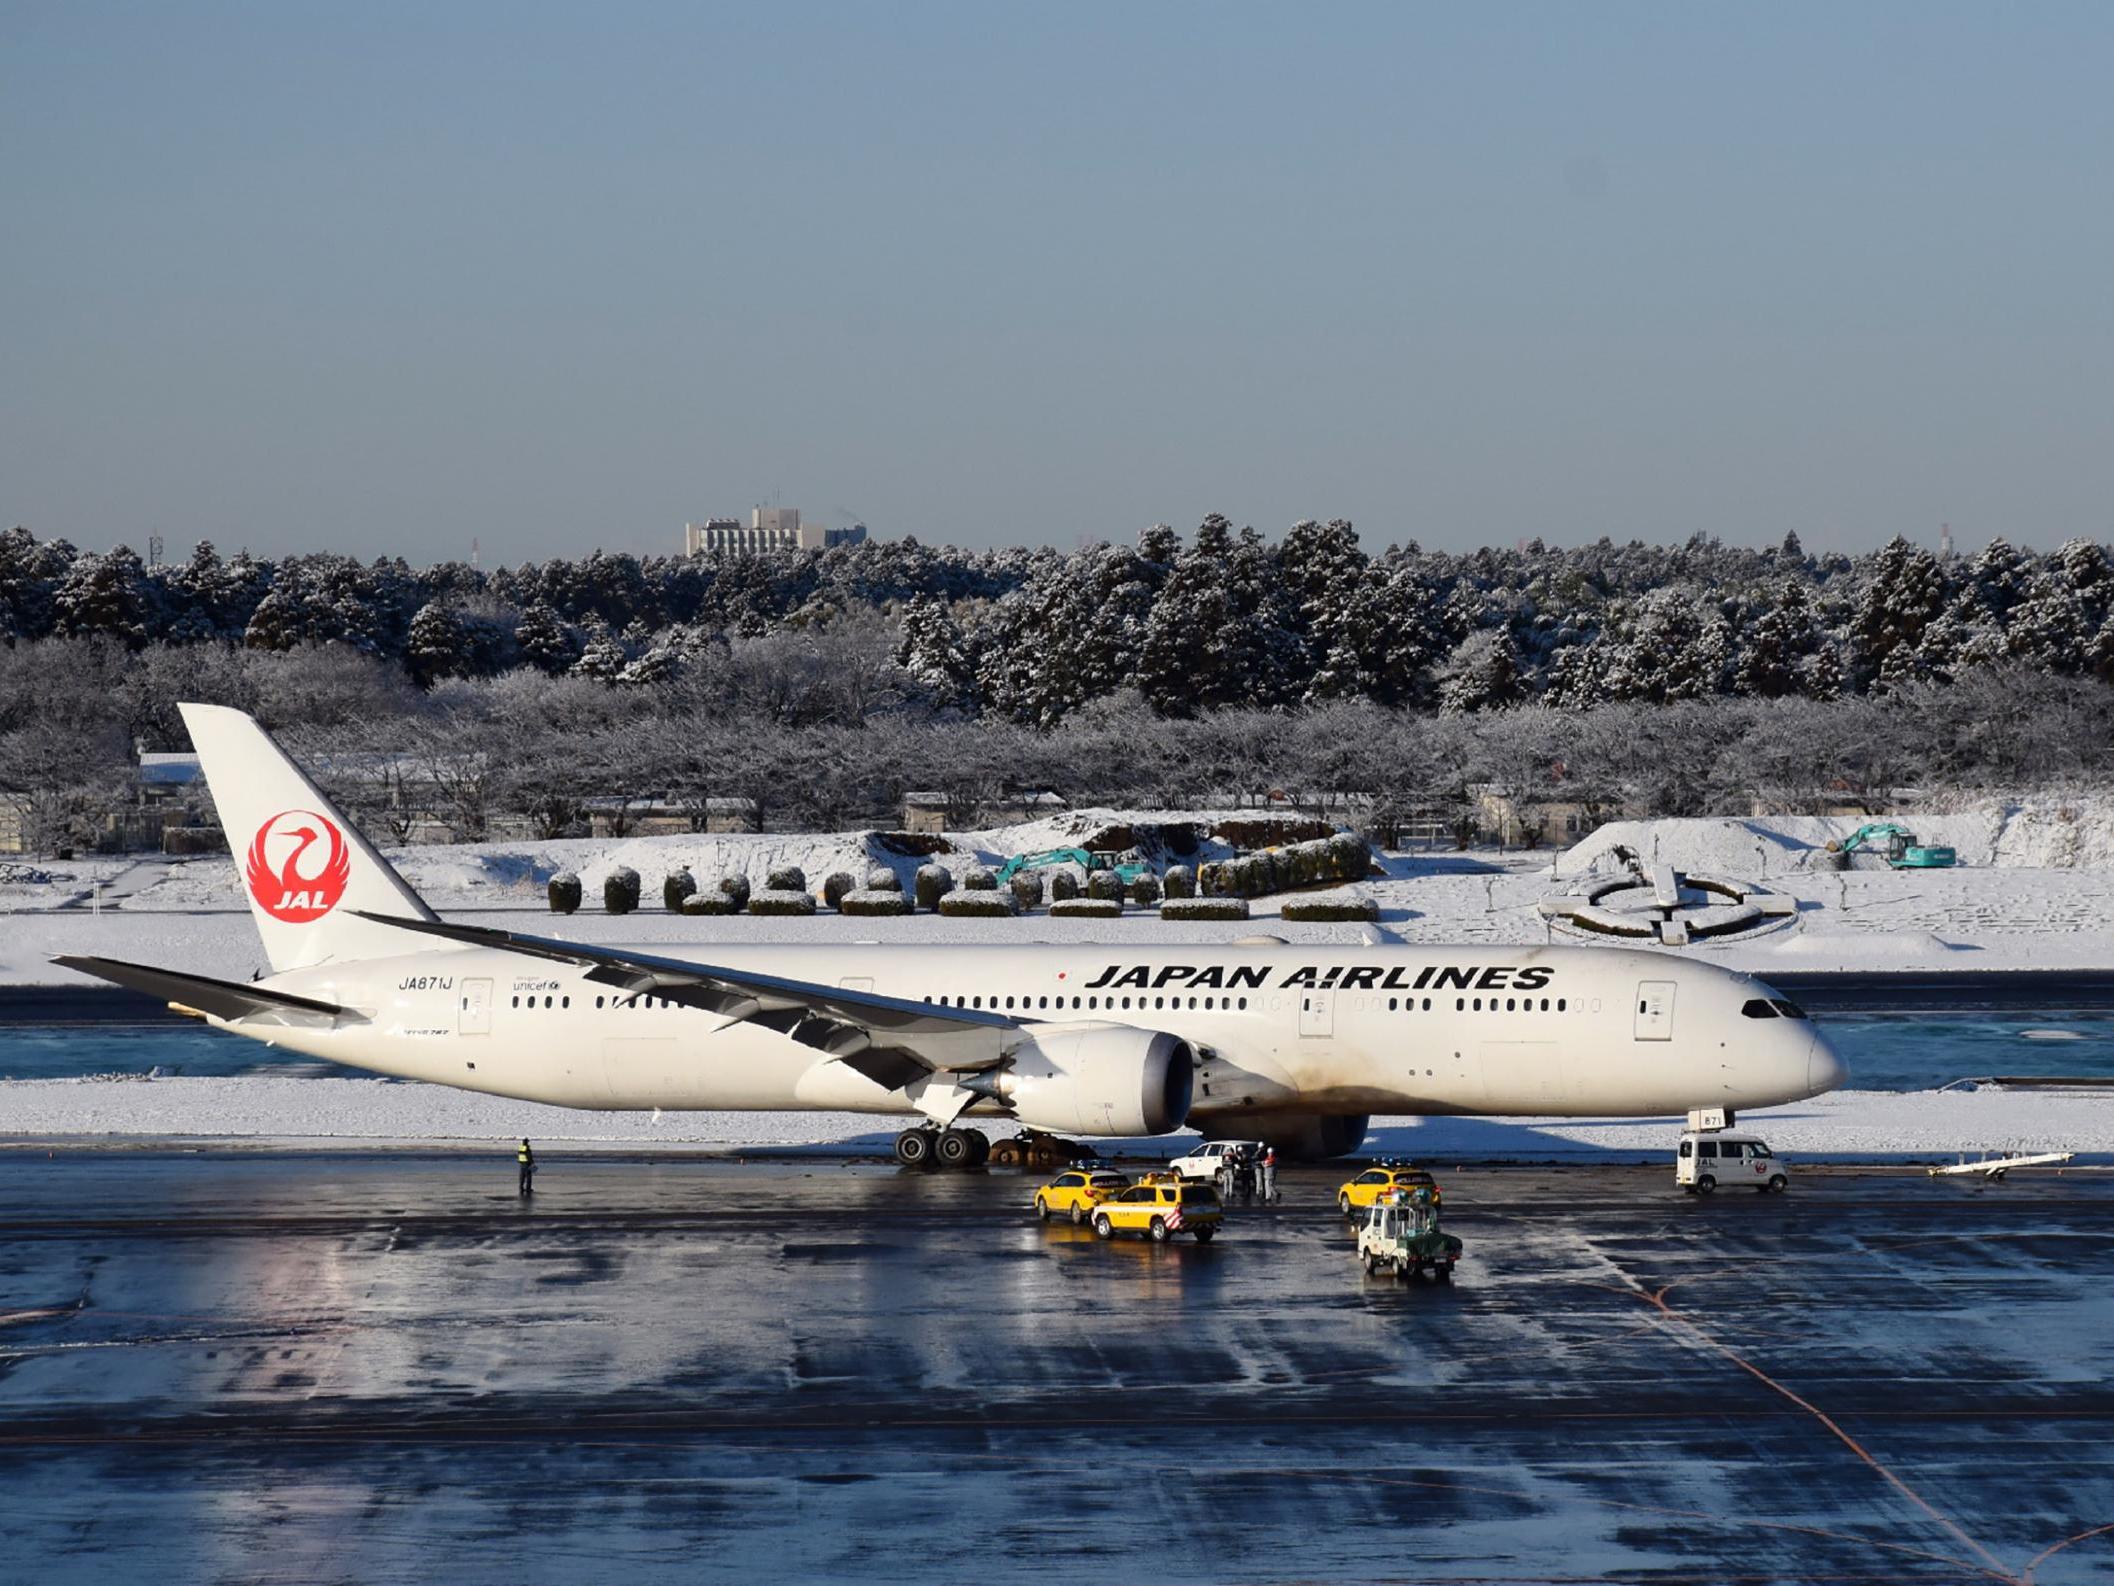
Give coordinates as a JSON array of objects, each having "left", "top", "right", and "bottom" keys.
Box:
[
  {"left": 894, "top": 1125, "right": 990, "bottom": 1170},
  {"left": 895, "top": 1126, "right": 1088, "bottom": 1170}
]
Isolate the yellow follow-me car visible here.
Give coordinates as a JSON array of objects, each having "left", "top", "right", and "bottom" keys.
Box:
[
  {"left": 1092, "top": 1180, "right": 1223, "bottom": 1244},
  {"left": 1337, "top": 1165, "right": 1442, "bottom": 1216},
  {"left": 1034, "top": 1168, "right": 1133, "bottom": 1224}
]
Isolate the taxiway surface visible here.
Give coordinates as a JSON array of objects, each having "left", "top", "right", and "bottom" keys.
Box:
[{"left": 1, "top": 1153, "right": 2109, "bottom": 1584}]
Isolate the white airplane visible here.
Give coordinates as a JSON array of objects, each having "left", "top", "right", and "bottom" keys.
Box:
[{"left": 57, "top": 704, "right": 1849, "bottom": 1164}]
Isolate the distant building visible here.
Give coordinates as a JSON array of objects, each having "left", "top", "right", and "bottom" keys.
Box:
[{"left": 684, "top": 508, "right": 868, "bottom": 557}]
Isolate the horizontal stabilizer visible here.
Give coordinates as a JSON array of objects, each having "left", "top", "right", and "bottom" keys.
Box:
[{"left": 52, "top": 955, "right": 353, "bottom": 1025}]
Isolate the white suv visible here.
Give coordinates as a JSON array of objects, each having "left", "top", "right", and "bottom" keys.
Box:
[{"left": 1168, "top": 1140, "right": 1263, "bottom": 1181}]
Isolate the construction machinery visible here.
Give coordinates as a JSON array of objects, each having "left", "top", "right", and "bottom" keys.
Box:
[
  {"left": 1828, "top": 822, "right": 1957, "bottom": 869},
  {"left": 993, "top": 847, "right": 1152, "bottom": 889}
]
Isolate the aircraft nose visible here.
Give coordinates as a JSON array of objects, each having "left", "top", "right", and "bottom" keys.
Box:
[{"left": 1808, "top": 1031, "right": 1850, "bottom": 1095}]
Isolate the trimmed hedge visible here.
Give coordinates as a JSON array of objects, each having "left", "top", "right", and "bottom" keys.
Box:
[
  {"left": 748, "top": 889, "right": 817, "bottom": 916},
  {"left": 548, "top": 872, "right": 583, "bottom": 914},
  {"left": 603, "top": 866, "right": 641, "bottom": 915},
  {"left": 1160, "top": 896, "right": 1252, "bottom": 921},
  {"left": 914, "top": 863, "right": 955, "bottom": 912},
  {"left": 717, "top": 873, "right": 751, "bottom": 912},
  {"left": 841, "top": 889, "right": 913, "bottom": 916},
  {"left": 1086, "top": 870, "right": 1124, "bottom": 903},
  {"left": 766, "top": 865, "right": 806, "bottom": 892},
  {"left": 865, "top": 866, "right": 902, "bottom": 893},
  {"left": 680, "top": 892, "right": 736, "bottom": 915},
  {"left": 937, "top": 892, "right": 1013, "bottom": 918},
  {"left": 1009, "top": 872, "right": 1043, "bottom": 909},
  {"left": 1161, "top": 864, "right": 1194, "bottom": 900},
  {"left": 1049, "top": 897, "right": 1123, "bottom": 919},
  {"left": 1129, "top": 872, "right": 1162, "bottom": 907},
  {"left": 962, "top": 866, "right": 998, "bottom": 891},
  {"left": 663, "top": 868, "right": 697, "bottom": 912},
  {"left": 1279, "top": 889, "right": 1380, "bottom": 923},
  {"left": 1049, "top": 870, "right": 1081, "bottom": 902},
  {"left": 822, "top": 871, "right": 857, "bottom": 911},
  {"left": 1195, "top": 834, "right": 1374, "bottom": 900}
]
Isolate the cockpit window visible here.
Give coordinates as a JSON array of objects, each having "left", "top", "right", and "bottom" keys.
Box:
[
  {"left": 1741, "top": 999, "right": 1779, "bottom": 1019},
  {"left": 1770, "top": 999, "right": 1808, "bottom": 1020}
]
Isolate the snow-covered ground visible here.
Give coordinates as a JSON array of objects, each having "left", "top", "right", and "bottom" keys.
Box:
[
  {"left": 1, "top": 1075, "right": 2106, "bottom": 1165},
  {"left": 6, "top": 802, "right": 2114, "bottom": 1158}
]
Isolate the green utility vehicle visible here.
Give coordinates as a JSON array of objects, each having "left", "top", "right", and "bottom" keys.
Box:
[
  {"left": 1827, "top": 822, "right": 1956, "bottom": 869},
  {"left": 993, "top": 847, "right": 1152, "bottom": 888},
  {"left": 1356, "top": 1185, "right": 1462, "bottom": 1282}
]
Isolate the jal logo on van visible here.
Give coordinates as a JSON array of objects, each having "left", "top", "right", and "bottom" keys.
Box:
[{"left": 245, "top": 809, "right": 351, "bottom": 923}]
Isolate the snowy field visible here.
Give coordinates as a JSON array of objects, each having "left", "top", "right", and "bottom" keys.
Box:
[
  {"left": 6, "top": 801, "right": 2114, "bottom": 1160},
  {"left": 1, "top": 1075, "right": 2107, "bottom": 1165}
]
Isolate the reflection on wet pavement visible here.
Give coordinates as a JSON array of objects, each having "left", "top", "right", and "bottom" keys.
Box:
[{"left": 1, "top": 1153, "right": 2111, "bottom": 1583}]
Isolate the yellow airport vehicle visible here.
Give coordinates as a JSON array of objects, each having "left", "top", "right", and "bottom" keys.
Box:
[
  {"left": 1034, "top": 1168, "right": 1133, "bottom": 1224},
  {"left": 1337, "top": 1163, "right": 1441, "bottom": 1216},
  {"left": 1091, "top": 1180, "right": 1223, "bottom": 1244}
]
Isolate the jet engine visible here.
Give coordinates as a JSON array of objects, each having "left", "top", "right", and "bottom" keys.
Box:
[{"left": 986, "top": 1024, "right": 1195, "bottom": 1137}]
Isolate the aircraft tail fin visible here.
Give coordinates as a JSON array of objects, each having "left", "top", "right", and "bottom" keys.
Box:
[{"left": 178, "top": 703, "right": 439, "bottom": 972}]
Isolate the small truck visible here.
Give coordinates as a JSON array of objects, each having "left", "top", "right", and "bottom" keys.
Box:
[
  {"left": 1356, "top": 1186, "right": 1461, "bottom": 1282},
  {"left": 1676, "top": 1129, "right": 1788, "bottom": 1194}
]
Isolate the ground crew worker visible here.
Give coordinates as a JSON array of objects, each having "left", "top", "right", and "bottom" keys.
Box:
[
  {"left": 517, "top": 1138, "right": 535, "bottom": 1197},
  {"left": 1260, "top": 1145, "right": 1278, "bottom": 1204}
]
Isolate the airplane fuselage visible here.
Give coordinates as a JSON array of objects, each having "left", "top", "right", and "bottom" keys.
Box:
[{"left": 229, "top": 940, "right": 1843, "bottom": 1127}]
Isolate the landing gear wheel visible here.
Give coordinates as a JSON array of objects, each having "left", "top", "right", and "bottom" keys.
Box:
[
  {"left": 1092, "top": 1212, "right": 1113, "bottom": 1239},
  {"left": 964, "top": 1129, "right": 990, "bottom": 1167},
  {"left": 1767, "top": 1174, "right": 1787, "bottom": 1194},
  {"left": 1070, "top": 1204, "right": 1087, "bottom": 1225},
  {"left": 894, "top": 1128, "right": 936, "bottom": 1169},
  {"left": 1149, "top": 1217, "right": 1169, "bottom": 1243},
  {"left": 988, "top": 1138, "right": 1022, "bottom": 1168},
  {"left": 935, "top": 1129, "right": 977, "bottom": 1169},
  {"left": 1695, "top": 1174, "right": 1716, "bottom": 1196}
]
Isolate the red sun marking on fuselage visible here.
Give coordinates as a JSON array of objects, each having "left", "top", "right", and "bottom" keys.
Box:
[{"left": 245, "top": 810, "right": 351, "bottom": 923}]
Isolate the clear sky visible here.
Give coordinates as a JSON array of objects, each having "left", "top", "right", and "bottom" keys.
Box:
[{"left": 4, "top": 2, "right": 2111, "bottom": 561}]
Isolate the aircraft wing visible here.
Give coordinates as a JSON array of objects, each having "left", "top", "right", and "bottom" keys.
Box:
[
  {"left": 353, "top": 911, "right": 1014, "bottom": 1091},
  {"left": 53, "top": 954, "right": 356, "bottom": 1027}
]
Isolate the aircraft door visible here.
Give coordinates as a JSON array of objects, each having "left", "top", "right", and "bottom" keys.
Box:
[
  {"left": 1634, "top": 980, "right": 1675, "bottom": 1041},
  {"left": 1298, "top": 991, "right": 1334, "bottom": 1038},
  {"left": 458, "top": 978, "right": 493, "bottom": 1035}
]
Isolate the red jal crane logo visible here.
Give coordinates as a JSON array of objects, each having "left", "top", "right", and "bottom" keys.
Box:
[{"left": 245, "top": 810, "right": 351, "bottom": 923}]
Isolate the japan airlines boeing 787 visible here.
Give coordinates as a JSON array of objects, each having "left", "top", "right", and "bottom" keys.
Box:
[{"left": 58, "top": 705, "right": 1848, "bottom": 1161}]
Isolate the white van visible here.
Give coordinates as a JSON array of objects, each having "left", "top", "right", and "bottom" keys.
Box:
[{"left": 1677, "top": 1130, "right": 1788, "bottom": 1195}]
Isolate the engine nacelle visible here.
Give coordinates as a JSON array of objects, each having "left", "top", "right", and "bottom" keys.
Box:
[{"left": 993, "top": 1024, "right": 1195, "bottom": 1137}]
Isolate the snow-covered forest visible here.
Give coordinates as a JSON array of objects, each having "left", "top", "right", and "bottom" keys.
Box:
[{"left": 4, "top": 517, "right": 2114, "bottom": 846}]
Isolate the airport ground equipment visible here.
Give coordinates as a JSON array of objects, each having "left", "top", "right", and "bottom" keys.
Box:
[
  {"left": 1168, "top": 1139, "right": 1262, "bottom": 1182},
  {"left": 993, "top": 847, "right": 1151, "bottom": 889},
  {"left": 1338, "top": 1162, "right": 1442, "bottom": 1215},
  {"left": 1827, "top": 822, "right": 1957, "bottom": 869},
  {"left": 1357, "top": 1186, "right": 1461, "bottom": 1281},
  {"left": 1092, "top": 1179, "right": 1223, "bottom": 1243},
  {"left": 1034, "top": 1168, "right": 1132, "bottom": 1223},
  {"left": 1928, "top": 1150, "right": 2076, "bottom": 1180},
  {"left": 1677, "top": 1129, "right": 1787, "bottom": 1194}
]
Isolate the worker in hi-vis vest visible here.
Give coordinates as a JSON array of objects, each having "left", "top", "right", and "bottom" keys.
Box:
[{"left": 517, "top": 1139, "right": 535, "bottom": 1197}]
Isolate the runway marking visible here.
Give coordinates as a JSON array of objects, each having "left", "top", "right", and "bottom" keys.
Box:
[{"left": 1620, "top": 1271, "right": 2021, "bottom": 1584}]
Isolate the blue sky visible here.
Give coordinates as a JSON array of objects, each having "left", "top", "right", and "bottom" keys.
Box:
[{"left": 4, "top": 2, "right": 2111, "bottom": 560}]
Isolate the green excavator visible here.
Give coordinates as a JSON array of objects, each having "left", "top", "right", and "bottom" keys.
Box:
[
  {"left": 993, "top": 847, "right": 1152, "bottom": 888},
  {"left": 1828, "top": 822, "right": 1957, "bottom": 869}
]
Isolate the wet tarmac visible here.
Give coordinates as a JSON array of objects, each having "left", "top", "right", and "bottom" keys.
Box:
[{"left": 1, "top": 1152, "right": 2110, "bottom": 1585}]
